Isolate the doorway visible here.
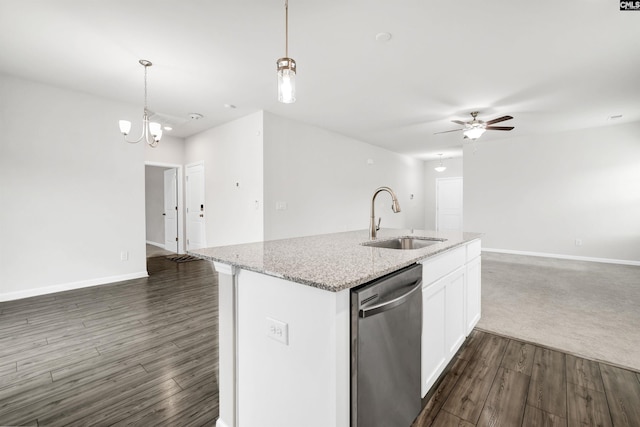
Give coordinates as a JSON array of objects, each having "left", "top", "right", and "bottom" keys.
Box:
[
  {"left": 145, "top": 162, "right": 184, "bottom": 257},
  {"left": 436, "top": 177, "right": 463, "bottom": 232}
]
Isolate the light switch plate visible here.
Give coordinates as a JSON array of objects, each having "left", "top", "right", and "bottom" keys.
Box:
[{"left": 266, "top": 317, "right": 289, "bottom": 345}]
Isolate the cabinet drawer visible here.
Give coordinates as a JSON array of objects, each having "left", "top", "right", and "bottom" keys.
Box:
[
  {"left": 467, "top": 239, "right": 481, "bottom": 261},
  {"left": 420, "top": 246, "right": 466, "bottom": 286}
]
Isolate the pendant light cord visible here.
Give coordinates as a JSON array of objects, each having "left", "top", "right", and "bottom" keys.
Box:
[
  {"left": 144, "top": 64, "right": 148, "bottom": 113},
  {"left": 285, "top": 0, "right": 289, "bottom": 57}
]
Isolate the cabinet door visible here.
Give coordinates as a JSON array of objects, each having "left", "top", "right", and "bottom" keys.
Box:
[
  {"left": 466, "top": 256, "right": 482, "bottom": 334},
  {"left": 445, "top": 268, "right": 466, "bottom": 358},
  {"left": 421, "top": 282, "right": 446, "bottom": 397}
]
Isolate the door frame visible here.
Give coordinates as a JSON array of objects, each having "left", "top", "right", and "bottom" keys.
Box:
[
  {"left": 145, "top": 161, "right": 185, "bottom": 254},
  {"left": 163, "top": 168, "right": 179, "bottom": 253},
  {"left": 435, "top": 176, "right": 463, "bottom": 232}
]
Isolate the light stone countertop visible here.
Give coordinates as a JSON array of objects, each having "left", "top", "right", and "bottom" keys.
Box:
[{"left": 189, "top": 229, "right": 482, "bottom": 292}]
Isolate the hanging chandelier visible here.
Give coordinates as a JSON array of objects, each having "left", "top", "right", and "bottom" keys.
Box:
[
  {"left": 118, "top": 59, "right": 163, "bottom": 147},
  {"left": 277, "top": 0, "right": 296, "bottom": 103}
]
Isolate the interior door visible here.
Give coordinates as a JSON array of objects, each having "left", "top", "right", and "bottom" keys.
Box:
[
  {"left": 163, "top": 168, "right": 178, "bottom": 253},
  {"left": 186, "top": 163, "right": 206, "bottom": 250},
  {"left": 436, "top": 177, "right": 463, "bottom": 232}
]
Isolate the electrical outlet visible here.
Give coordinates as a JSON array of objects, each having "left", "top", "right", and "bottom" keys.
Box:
[
  {"left": 275, "top": 201, "right": 287, "bottom": 211},
  {"left": 120, "top": 251, "right": 129, "bottom": 261},
  {"left": 266, "top": 317, "right": 289, "bottom": 345},
  {"left": 575, "top": 239, "right": 583, "bottom": 246}
]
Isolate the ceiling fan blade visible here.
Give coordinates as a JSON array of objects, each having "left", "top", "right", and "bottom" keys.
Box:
[
  {"left": 485, "top": 126, "right": 514, "bottom": 131},
  {"left": 434, "top": 129, "right": 463, "bottom": 135},
  {"left": 485, "top": 115, "right": 513, "bottom": 125},
  {"left": 451, "top": 120, "right": 467, "bottom": 125}
]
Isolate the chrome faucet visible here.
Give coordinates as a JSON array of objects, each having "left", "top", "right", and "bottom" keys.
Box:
[{"left": 370, "top": 186, "right": 401, "bottom": 240}]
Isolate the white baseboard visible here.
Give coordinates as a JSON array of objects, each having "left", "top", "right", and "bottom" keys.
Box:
[
  {"left": 482, "top": 247, "right": 640, "bottom": 267},
  {"left": 146, "top": 240, "right": 165, "bottom": 248},
  {"left": 0, "top": 271, "right": 149, "bottom": 302}
]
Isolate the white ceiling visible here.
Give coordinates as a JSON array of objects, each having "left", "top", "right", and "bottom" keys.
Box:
[{"left": 1, "top": 0, "right": 638, "bottom": 161}]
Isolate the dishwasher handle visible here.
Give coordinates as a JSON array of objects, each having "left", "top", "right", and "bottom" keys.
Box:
[{"left": 359, "top": 279, "right": 422, "bottom": 318}]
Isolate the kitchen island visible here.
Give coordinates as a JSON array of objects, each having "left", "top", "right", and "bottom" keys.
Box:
[{"left": 190, "top": 229, "right": 482, "bottom": 427}]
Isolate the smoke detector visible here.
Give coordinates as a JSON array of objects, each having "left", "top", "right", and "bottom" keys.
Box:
[{"left": 189, "top": 113, "right": 204, "bottom": 120}]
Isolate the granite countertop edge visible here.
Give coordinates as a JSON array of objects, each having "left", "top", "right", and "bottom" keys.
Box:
[{"left": 189, "top": 229, "right": 482, "bottom": 292}]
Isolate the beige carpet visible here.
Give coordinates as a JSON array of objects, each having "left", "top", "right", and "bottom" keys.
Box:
[{"left": 477, "top": 252, "right": 640, "bottom": 372}]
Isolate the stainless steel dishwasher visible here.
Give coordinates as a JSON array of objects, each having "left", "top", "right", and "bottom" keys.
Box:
[{"left": 351, "top": 263, "right": 423, "bottom": 427}]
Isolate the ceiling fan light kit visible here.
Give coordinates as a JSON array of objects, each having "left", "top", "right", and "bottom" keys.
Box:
[
  {"left": 277, "top": 0, "right": 296, "bottom": 104},
  {"left": 463, "top": 126, "right": 486, "bottom": 140},
  {"left": 118, "top": 59, "right": 163, "bottom": 148}
]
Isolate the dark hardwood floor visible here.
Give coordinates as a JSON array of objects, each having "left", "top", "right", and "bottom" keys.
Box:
[
  {"left": 412, "top": 330, "right": 640, "bottom": 427},
  {"left": 2, "top": 257, "right": 639, "bottom": 426},
  {"left": 0, "top": 256, "right": 218, "bottom": 426}
]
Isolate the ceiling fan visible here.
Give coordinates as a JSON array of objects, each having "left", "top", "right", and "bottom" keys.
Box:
[{"left": 435, "top": 111, "right": 514, "bottom": 140}]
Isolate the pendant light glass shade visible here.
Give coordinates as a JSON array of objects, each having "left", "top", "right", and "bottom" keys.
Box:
[
  {"left": 118, "top": 120, "right": 132, "bottom": 135},
  {"left": 277, "top": 57, "right": 296, "bottom": 103},
  {"left": 149, "top": 121, "right": 163, "bottom": 139}
]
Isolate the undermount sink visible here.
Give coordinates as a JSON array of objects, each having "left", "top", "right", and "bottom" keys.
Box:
[{"left": 362, "top": 237, "right": 447, "bottom": 250}]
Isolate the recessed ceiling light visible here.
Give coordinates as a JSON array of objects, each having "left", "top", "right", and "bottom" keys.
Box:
[
  {"left": 608, "top": 114, "right": 623, "bottom": 120},
  {"left": 189, "top": 113, "right": 204, "bottom": 120},
  {"left": 375, "top": 32, "right": 392, "bottom": 43},
  {"left": 163, "top": 125, "right": 173, "bottom": 131},
  {"left": 224, "top": 104, "right": 237, "bottom": 109}
]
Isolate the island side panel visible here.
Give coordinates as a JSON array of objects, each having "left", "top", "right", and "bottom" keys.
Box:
[
  {"left": 214, "top": 262, "right": 237, "bottom": 427},
  {"left": 237, "top": 269, "right": 350, "bottom": 427}
]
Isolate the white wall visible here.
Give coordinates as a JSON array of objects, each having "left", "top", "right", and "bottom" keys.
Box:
[
  {"left": 0, "top": 73, "right": 147, "bottom": 301},
  {"left": 424, "top": 157, "right": 463, "bottom": 230},
  {"left": 145, "top": 134, "right": 185, "bottom": 165},
  {"left": 464, "top": 121, "right": 640, "bottom": 263},
  {"left": 145, "top": 166, "right": 167, "bottom": 246},
  {"left": 263, "top": 112, "right": 425, "bottom": 240},
  {"left": 184, "top": 111, "right": 264, "bottom": 247}
]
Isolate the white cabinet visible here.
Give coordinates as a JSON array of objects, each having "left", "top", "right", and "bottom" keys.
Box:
[
  {"left": 445, "top": 268, "right": 466, "bottom": 356},
  {"left": 420, "top": 239, "right": 482, "bottom": 397},
  {"left": 421, "top": 277, "right": 446, "bottom": 396},
  {"left": 421, "top": 265, "right": 467, "bottom": 396}
]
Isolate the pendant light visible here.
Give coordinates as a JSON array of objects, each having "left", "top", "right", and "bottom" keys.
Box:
[
  {"left": 277, "top": 0, "right": 296, "bottom": 103},
  {"left": 118, "top": 59, "right": 163, "bottom": 147},
  {"left": 434, "top": 154, "right": 447, "bottom": 172}
]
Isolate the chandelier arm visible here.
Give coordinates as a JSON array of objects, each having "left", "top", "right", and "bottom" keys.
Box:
[
  {"left": 122, "top": 111, "right": 156, "bottom": 145},
  {"left": 142, "top": 114, "right": 157, "bottom": 146},
  {"left": 123, "top": 134, "right": 146, "bottom": 144}
]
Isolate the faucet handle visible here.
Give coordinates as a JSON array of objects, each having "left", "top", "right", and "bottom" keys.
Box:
[{"left": 376, "top": 217, "right": 381, "bottom": 231}]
